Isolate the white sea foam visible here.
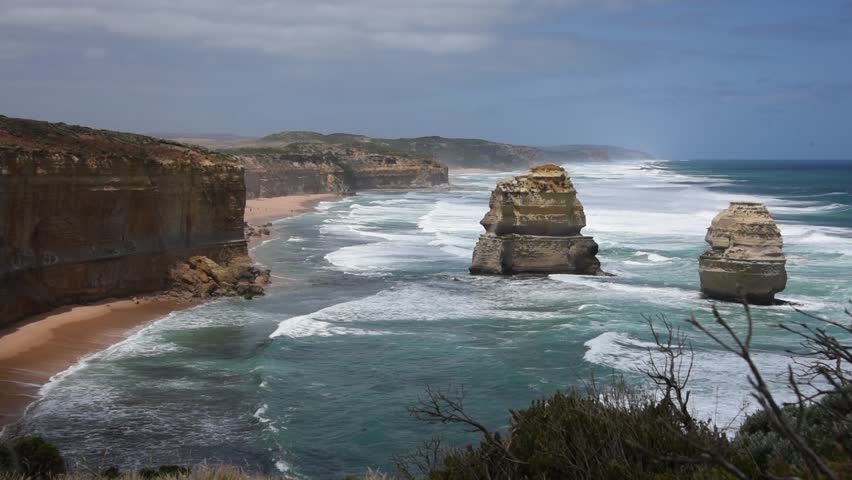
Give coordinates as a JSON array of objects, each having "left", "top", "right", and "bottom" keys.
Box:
[
  {"left": 418, "top": 199, "right": 485, "bottom": 257},
  {"left": 772, "top": 203, "right": 850, "bottom": 215},
  {"left": 781, "top": 224, "right": 852, "bottom": 256},
  {"left": 274, "top": 460, "right": 292, "bottom": 473},
  {"left": 550, "top": 275, "right": 702, "bottom": 307},
  {"left": 33, "top": 303, "right": 213, "bottom": 401},
  {"left": 583, "top": 331, "right": 801, "bottom": 427},
  {"left": 633, "top": 251, "right": 672, "bottom": 263},
  {"left": 268, "top": 313, "right": 379, "bottom": 338},
  {"left": 269, "top": 282, "right": 584, "bottom": 339}
]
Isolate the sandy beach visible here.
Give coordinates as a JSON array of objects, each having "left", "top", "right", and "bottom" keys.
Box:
[
  {"left": 0, "top": 193, "right": 339, "bottom": 430},
  {"left": 245, "top": 193, "right": 341, "bottom": 224},
  {"left": 0, "top": 297, "right": 196, "bottom": 429}
]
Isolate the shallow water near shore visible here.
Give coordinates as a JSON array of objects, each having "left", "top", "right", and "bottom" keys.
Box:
[{"left": 13, "top": 159, "right": 852, "bottom": 479}]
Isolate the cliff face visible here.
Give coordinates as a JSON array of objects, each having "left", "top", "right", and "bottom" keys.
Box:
[
  {"left": 698, "top": 202, "right": 787, "bottom": 304},
  {"left": 0, "top": 115, "right": 247, "bottom": 326},
  {"left": 470, "top": 164, "right": 602, "bottom": 275},
  {"left": 234, "top": 144, "right": 448, "bottom": 199}
]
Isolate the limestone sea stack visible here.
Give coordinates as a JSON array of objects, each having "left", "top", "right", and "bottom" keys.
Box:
[
  {"left": 698, "top": 202, "right": 787, "bottom": 304},
  {"left": 470, "top": 164, "right": 603, "bottom": 275}
]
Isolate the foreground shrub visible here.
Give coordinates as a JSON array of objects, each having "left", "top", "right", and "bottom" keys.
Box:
[
  {"left": 138, "top": 465, "right": 192, "bottom": 478},
  {"left": 402, "top": 303, "right": 852, "bottom": 480},
  {"left": 0, "top": 444, "right": 13, "bottom": 472},
  {"left": 735, "top": 387, "right": 852, "bottom": 478},
  {"left": 406, "top": 383, "right": 736, "bottom": 480},
  {"left": 11, "top": 437, "right": 65, "bottom": 479}
]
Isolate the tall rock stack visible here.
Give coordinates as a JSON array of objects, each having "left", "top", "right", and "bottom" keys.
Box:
[
  {"left": 470, "top": 164, "right": 603, "bottom": 275},
  {"left": 698, "top": 202, "right": 787, "bottom": 304}
]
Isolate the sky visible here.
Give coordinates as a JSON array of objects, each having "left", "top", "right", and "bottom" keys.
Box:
[{"left": 1, "top": 0, "right": 851, "bottom": 159}]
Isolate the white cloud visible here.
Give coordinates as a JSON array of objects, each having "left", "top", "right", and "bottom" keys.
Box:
[{"left": 0, "top": 0, "right": 662, "bottom": 56}]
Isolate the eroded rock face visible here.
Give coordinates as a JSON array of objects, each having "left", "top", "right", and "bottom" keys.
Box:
[
  {"left": 170, "top": 255, "right": 269, "bottom": 300},
  {"left": 698, "top": 202, "right": 787, "bottom": 304},
  {"left": 470, "top": 164, "right": 602, "bottom": 275},
  {"left": 0, "top": 115, "right": 249, "bottom": 326},
  {"left": 236, "top": 143, "right": 448, "bottom": 199}
]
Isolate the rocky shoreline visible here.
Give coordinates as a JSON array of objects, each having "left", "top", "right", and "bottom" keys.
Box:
[
  {"left": 0, "top": 115, "right": 248, "bottom": 328},
  {"left": 0, "top": 113, "right": 446, "bottom": 430},
  {"left": 0, "top": 192, "right": 336, "bottom": 430}
]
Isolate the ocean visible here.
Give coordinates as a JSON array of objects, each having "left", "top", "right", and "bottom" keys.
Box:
[{"left": 14, "top": 159, "right": 852, "bottom": 479}]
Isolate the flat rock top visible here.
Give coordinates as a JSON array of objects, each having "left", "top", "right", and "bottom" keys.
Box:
[{"left": 495, "top": 164, "right": 577, "bottom": 194}]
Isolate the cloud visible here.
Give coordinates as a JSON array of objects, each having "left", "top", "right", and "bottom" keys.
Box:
[
  {"left": 83, "top": 46, "right": 107, "bottom": 59},
  {"left": 0, "top": 0, "right": 663, "bottom": 56},
  {"left": 0, "top": 40, "right": 29, "bottom": 59}
]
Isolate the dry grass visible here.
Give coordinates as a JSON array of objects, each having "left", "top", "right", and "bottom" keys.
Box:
[
  {"left": 0, "top": 465, "right": 256, "bottom": 480},
  {"left": 0, "top": 465, "right": 397, "bottom": 480}
]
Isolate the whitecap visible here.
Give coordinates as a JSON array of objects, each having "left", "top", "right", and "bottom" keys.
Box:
[{"left": 583, "top": 331, "right": 804, "bottom": 428}]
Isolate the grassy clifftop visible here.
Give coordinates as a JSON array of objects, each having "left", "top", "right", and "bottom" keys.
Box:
[
  {"left": 164, "top": 130, "right": 653, "bottom": 169},
  {"left": 0, "top": 115, "right": 239, "bottom": 167}
]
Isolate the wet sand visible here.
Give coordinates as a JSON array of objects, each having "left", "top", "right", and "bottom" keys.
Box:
[{"left": 0, "top": 297, "right": 196, "bottom": 429}]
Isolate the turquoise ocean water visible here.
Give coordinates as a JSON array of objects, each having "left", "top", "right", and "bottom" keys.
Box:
[{"left": 13, "top": 159, "right": 852, "bottom": 479}]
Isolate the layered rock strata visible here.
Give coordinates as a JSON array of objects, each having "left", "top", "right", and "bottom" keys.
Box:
[
  {"left": 470, "top": 164, "right": 602, "bottom": 275},
  {"left": 234, "top": 143, "right": 448, "bottom": 199},
  {"left": 0, "top": 115, "right": 250, "bottom": 327},
  {"left": 698, "top": 202, "right": 787, "bottom": 304}
]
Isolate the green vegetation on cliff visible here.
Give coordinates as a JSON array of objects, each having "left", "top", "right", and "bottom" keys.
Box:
[
  {"left": 198, "top": 131, "right": 653, "bottom": 169},
  {"left": 0, "top": 115, "right": 237, "bottom": 165},
  {"left": 243, "top": 133, "right": 543, "bottom": 169}
]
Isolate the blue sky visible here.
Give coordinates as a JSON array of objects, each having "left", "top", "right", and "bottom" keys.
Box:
[{"left": 1, "top": 0, "right": 851, "bottom": 159}]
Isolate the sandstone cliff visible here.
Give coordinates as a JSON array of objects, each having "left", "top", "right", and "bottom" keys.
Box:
[
  {"left": 470, "top": 164, "right": 602, "bottom": 275},
  {"left": 0, "top": 115, "right": 249, "bottom": 326},
  {"left": 698, "top": 202, "right": 787, "bottom": 304},
  {"left": 233, "top": 143, "right": 448, "bottom": 199}
]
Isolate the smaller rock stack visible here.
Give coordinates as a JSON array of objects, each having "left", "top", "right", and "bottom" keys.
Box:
[
  {"left": 699, "top": 202, "right": 787, "bottom": 304},
  {"left": 470, "top": 164, "right": 603, "bottom": 275}
]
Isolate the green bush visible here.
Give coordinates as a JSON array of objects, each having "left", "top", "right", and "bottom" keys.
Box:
[
  {"left": 12, "top": 436, "right": 65, "bottom": 479},
  {"left": 421, "top": 386, "right": 739, "bottom": 480},
  {"left": 0, "top": 444, "right": 13, "bottom": 472},
  {"left": 734, "top": 387, "right": 852, "bottom": 478}
]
